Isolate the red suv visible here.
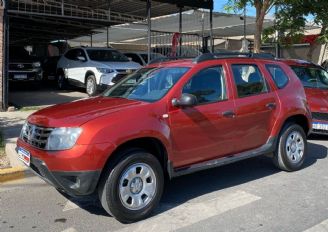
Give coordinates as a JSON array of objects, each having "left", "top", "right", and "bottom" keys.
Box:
[
  {"left": 17, "top": 53, "right": 312, "bottom": 223},
  {"left": 281, "top": 59, "right": 328, "bottom": 135}
]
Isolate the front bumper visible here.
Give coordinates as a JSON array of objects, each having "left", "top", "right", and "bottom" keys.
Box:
[
  {"left": 28, "top": 155, "right": 101, "bottom": 196},
  {"left": 16, "top": 138, "right": 116, "bottom": 196},
  {"left": 9, "top": 70, "right": 42, "bottom": 81}
]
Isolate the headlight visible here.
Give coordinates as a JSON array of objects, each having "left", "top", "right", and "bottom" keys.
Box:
[
  {"left": 32, "top": 62, "right": 41, "bottom": 68},
  {"left": 97, "top": 68, "right": 114, "bottom": 74},
  {"left": 46, "top": 128, "right": 82, "bottom": 151}
]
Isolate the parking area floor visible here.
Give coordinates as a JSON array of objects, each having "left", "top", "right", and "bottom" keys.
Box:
[
  {"left": 8, "top": 82, "right": 88, "bottom": 108},
  {"left": 0, "top": 137, "right": 328, "bottom": 232}
]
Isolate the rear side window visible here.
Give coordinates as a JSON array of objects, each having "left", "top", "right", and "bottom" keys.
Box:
[
  {"left": 183, "top": 66, "right": 227, "bottom": 104},
  {"left": 266, "top": 64, "right": 289, "bottom": 89},
  {"left": 231, "top": 64, "right": 268, "bottom": 98},
  {"left": 65, "top": 49, "right": 77, "bottom": 60}
]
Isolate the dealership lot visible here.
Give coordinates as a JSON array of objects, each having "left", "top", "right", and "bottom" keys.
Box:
[{"left": 0, "top": 137, "right": 327, "bottom": 232}]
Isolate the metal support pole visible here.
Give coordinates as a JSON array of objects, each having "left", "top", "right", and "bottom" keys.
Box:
[
  {"left": 243, "top": 6, "right": 246, "bottom": 41},
  {"left": 147, "top": 0, "right": 151, "bottom": 64},
  {"left": 107, "top": 26, "right": 109, "bottom": 48},
  {"left": 210, "top": 8, "right": 214, "bottom": 53},
  {"left": 90, "top": 34, "right": 93, "bottom": 47},
  {"left": 179, "top": 7, "right": 183, "bottom": 56},
  {"left": 275, "top": 4, "right": 281, "bottom": 58}
]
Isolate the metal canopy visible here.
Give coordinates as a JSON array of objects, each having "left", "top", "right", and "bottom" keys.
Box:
[
  {"left": 7, "top": 0, "right": 213, "bottom": 45},
  {"left": 71, "top": 10, "right": 273, "bottom": 45}
]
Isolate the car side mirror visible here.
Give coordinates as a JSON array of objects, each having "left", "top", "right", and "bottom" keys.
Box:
[
  {"left": 77, "top": 56, "right": 86, "bottom": 62},
  {"left": 172, "top": 93, "right": 198, "bottom": 107}
]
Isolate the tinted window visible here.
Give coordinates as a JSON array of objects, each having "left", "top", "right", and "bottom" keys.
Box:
[
  {"left": 183, "top": 66, "right": 227, "bottom": 104},
  {"left": 266, "top": 64, "right": 289, "bottom": 88},
  {"left": 125, "top": 53, "right": 143, "bottom": 65},
  {"left": 103, "top": 67, "right": 189, "bottom": 102},
  {"left": 291, "top": 66, "right": 328, "bottom": 90},
  {"left": 65, "top": 49, "right": 77, "bottom": 60},
  {"left": 232, "top": 64, "right": 268, "bottom": 97},
  {"left": 87, "top": 49, "right": 129, "bottom": 62}
]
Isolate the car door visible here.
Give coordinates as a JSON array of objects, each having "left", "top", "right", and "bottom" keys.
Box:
[
  {"left": 169, "top": 65, "right": 238, "bottom": 168},
  {"left": 69, "top": 49, "right": 88, "bottom": 85},
  {"left": 228, "top": 62, "right": 278, "bottom": 153}
]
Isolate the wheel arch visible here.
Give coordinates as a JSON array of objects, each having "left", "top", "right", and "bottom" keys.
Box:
[
  {"left": 281, "top": 114, "right": 310, "bottom": 135},
  {"left": 85, "top": 71, "right": 96, "bottom": 85},
  {"left": 97, "top": 137, "right": 169, "bottom": 187}
]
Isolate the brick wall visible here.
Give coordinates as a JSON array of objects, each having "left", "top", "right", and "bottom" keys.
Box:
[{"left": 0, "top": 5, "right": 4, "bottom": 111}]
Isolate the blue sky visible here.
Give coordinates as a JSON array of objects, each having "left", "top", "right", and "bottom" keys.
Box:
[{"left": 214, "top": 1, "right": 257, "bottom": 16}]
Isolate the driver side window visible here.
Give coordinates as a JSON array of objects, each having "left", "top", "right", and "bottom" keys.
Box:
[{"left": 182, "top": 66, "right": 227, "bottom": 105}]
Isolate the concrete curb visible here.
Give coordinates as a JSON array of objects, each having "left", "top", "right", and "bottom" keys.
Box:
[
  {"left": 0, "top": 166, "right": 31, "bottom": 183},
  {"left": 0, "top": 141, "right": 32, "bottom": 183}
]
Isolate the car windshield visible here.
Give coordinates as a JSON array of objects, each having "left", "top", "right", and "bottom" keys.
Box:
[
  {"left": 103, "top": 67, "right": 189, "bottom": 102},
  {"left": 291, "top": 66, "right": 328, "bottom": 90},
  {"left": 87, "top": 49, "right": 129, "bottom": 62}
]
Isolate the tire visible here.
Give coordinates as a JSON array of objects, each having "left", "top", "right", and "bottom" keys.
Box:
[
  {"left": 86, "top": 75, "right": 97, "bottom": 96},
  {"left": 273, "top": 123, "right": 307, "bottom": 172},
  {"left": 57, "top": 72, "right": 66, "bottom": 90},
  {"left": 98, "top": 149, "right": 164, "bottom": 223}
]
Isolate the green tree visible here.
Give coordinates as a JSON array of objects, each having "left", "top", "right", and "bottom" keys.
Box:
[
  {"left": 273, "top": 0, "right": 328, "bottom": 61},
  {"left": 225, "top": 0, "right": 278, "bottom": 53}
]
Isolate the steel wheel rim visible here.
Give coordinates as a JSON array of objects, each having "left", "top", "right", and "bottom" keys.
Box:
[
  {"left": 285, "top": 131, "right": 305, "bottom": 163},
  {"left": 119, "top": 163, "right": 157, "bottom": 211},
  {"left": 86, "top": 79, "right": 94, "bottom": 95}
]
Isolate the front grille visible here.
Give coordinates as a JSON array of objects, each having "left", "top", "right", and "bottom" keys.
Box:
[
  {"left": 9, "top": 63, "right": 34, "bottom": 71},
  {"left": 112, "top": 74, "right": 127, "bottom": 83},
  {"left": 312, "top": 112, "right": 328, "bottom": 121},
  {"left": 21, "top": 123, "right": 53, "bottom": 149}
]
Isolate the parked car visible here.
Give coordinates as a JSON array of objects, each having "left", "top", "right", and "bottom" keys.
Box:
[
  {"left": 17, "top": 53, "right": 311, "bottom": 223},
  {"left": 57, "top": 47, "right": 141, "bottom": 96},
  {"left": 281, "top": 59, "right": 328, "bottom": 135},
  {"left": 42, "top": 56, "right": 61, "bottom": 81},
  {"left": 9, "top": 46, "right": 43, "bottom": 83},
  {"left": 124, "top": 51, "right": 165, "bottom": 66}
]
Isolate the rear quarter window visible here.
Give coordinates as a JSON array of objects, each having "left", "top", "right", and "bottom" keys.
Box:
[{"left": 266, "top": 64, "right": 289, "bottom": 89}]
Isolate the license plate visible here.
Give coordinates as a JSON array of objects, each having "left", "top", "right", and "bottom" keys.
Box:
[
  {"left": 14, "top": 74, "right": 27, "bottom": 80},
  {"left": 313, "top": 122, "right": 328, "bottom": 131},
  {"left": 17, "top": 147, "right": 31, "bottom": 166}
]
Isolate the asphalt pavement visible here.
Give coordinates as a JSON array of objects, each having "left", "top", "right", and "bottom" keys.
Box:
[{"left": 0, "top": 137, "right": 328, "bottom": 232}]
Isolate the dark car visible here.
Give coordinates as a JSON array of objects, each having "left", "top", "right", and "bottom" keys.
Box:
[{"left": 9, "top": 46, "right": 43, "bottom": 83}]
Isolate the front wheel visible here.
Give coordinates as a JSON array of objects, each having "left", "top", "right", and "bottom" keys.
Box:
[
  {"left": 273, "top": 123, "right": 307, "bottom": 172},
  {"left": 86, "top": 75, "right": 97, "bottom": 96},
  {"left": 98, "top": 150, "right": 164, "bottom": 223}
]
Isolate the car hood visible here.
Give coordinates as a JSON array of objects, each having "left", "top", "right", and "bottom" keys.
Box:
[
  {"left": 305, "top": 88, "right": 328, "bottom": 113},
  {"left": 90, "top": 61, "right": 141, "bottom": 70},
  {"left": 28, "top": 97, "right": 145, "bottom": 128}
]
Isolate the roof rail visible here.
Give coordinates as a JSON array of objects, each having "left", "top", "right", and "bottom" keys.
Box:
[
  {"left": 148, "top": 56, "right": 194, "bottom": 65},
  {"left": 194, "top": 52, "right": 275, "bottom": 63}
]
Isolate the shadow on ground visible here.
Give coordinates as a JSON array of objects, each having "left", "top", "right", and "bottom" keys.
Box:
[
  {"left": 8, "top": 81, "right": 88, "bottom": 108},
  {"left": 67, "top": 141, "right": 327, "bottom": 219}
]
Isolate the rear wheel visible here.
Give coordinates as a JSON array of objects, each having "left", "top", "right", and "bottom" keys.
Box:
[
  {"left": 57, "top": 72, "right": 66, "bottom": 90},
  {"left": 273, "top": 123, "right": 307, "bottom": 171},
  {"left": 98, "top": 149, "right": 164, "bottom": 223},
  {"left": 86, "top": 75, "right": 97, "bottom": 96}
]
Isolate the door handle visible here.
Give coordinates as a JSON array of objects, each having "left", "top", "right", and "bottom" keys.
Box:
[
  {"left": 266, "top": 102, "right": 276, "bottom": 110},
  {"left": 222, "top": 111, "right": 236, "bottom": 118}
]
